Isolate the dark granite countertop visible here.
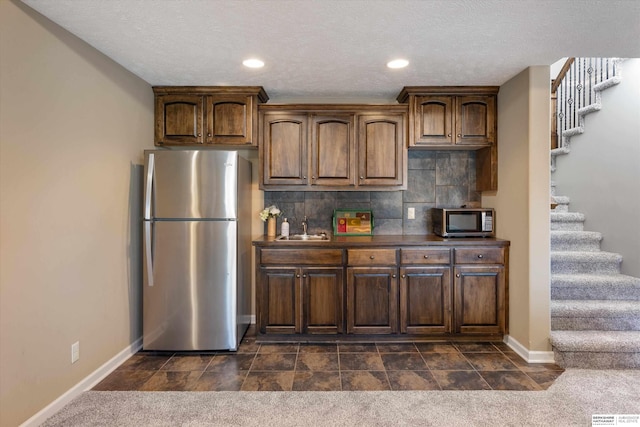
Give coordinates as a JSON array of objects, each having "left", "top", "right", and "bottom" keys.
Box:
[{"left": 253, "top": 234, "right": 510, "bottom": 248}]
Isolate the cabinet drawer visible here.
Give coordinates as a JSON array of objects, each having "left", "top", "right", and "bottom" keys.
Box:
[
  {"left": 348, "top": 249, "right": 397, "bottom": 266},
  {"left": 455, "top": 247, "right": 504, "bottom": 264},
  {"left": 401, "top": 248, "right": 451, "bottom": 265},
  {"left": 260, "top": 249, "right": 343, "bottom": 265}
]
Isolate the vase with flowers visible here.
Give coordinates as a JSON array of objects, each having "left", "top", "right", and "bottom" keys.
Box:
[{"left": 260, "top": 205, "right": 282, "bottom": 237}]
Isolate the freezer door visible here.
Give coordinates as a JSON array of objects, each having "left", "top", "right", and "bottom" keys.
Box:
[
  {"left": 143, "top": 220, "right": 239, "bottom": 350},
  {"left": 146, "top": 150, "right": 238, "bottom": 219}
]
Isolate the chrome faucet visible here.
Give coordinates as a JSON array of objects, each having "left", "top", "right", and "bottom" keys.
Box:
[{"left": 301, "top": 216, "right": 308, "bottom": 235}]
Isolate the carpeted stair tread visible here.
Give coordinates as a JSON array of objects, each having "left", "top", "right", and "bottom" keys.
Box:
[
  {"left": 550, "top": 212, "right": 585, "bottom": 230},
  {"left": 550, "top": 230, "right": 602, "bottom": 251},
  {"left": 551, "top": 299, "right": 640, "bottom": 331},
  {"left": 551, "top": 251, "right": 622, "bottom": 274},
  {"left": 550, "top": 212, "right": 585, "bottom": 222},
  {"left": 551, "top": 196, "right": 570, "bottom": 204},
  {"left": 551, "top": 274, "right": 640, "bottom": 301},
  {"left": 551, "top": 196, "right": 571, "bottom": 212},
  {"left": 550, "top": 330, "right": 640, "bottom": 352},
  {"left": 551, "top": 300, "right": 640, "bottom": 317}
]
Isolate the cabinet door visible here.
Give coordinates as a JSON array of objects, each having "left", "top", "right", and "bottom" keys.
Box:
[
  {"left": 453, "top": 265, "right": 505, "bottom": 334},
  {"left": 400, "top": 266, "right": 452, "bottom": 334},
  {"left": 261, "top": 114, "right": 308, "bottom": 186},
  {"left": 205, "top": 95, "right": 254, "bottom": 145},
  {"left": 357, "top": 114, "right": 405, "bottom": 187},
  {"left": 311, "top": 115, "right": 356, "bottom": 187},
  {"left": 455, "top": 96, "right": 495, "bottom": 146},
  {"left": 258, "top": 267, "right": 301, "bottom": 334},
  {"left": 412, "top": 96, "right": 453, "bottom": 146},
  {"left": 346, "top": 267, "right": 398, "bottom": 334},
  {"left": 155, "top": 95, "right": 204, "bottom": 145},
  {"left": 302, "top": 267, "right": 344, "bottom": 334}
]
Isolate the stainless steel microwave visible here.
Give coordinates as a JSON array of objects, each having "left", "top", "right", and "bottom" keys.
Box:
[{"left": 432, "top": 208, "right": 495, "bottom": 237}]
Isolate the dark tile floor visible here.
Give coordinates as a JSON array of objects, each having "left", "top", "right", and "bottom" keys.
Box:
[{"left": 93, "top": 331, "right": 564, "bottom": 392}]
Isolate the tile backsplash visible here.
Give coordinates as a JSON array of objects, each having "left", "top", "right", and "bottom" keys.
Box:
[{"left": 264, "top": 150, "right": 480, "bottom": 236}]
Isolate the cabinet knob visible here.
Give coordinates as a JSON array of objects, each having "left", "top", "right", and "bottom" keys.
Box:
[
  {"left": 447, "top": 133, "right": 452, "bottom": 137},
  {"left": 370, "top": 255, "right": 375, "bottom": 260},
  {"left": 207, "top": 133, "right": 212, "bottom": 137},
  {"left": 456, "top": 274, "right": 461, "bottom": 278},
  {"left": 302, "top": 274, "right": 307, "bottom": 278},
  {"left": 296, "top": 274, "right": 300, "bottom": 278},
  {"left": 303, "top": 176, "right": 307, "bottom": 180},
  {"left": 401, "top": 274, "right": 406, "bottom": 279},
  {"left": 423, "top": 255, "right": 429, "bottom": 259},
  {"left": 197, "top": 133, "right": 202, "bottom": 137},
  {"left": 360, "top": 176, "right": 364, "bottom": 180},
  {"left": 392, "top": 274, "right": 397, "bottom": 278},
  {"left": 312, "top": 176, "right": 316, "bottom": 180},
  {"left": 477, "top": 254, "right": 484, "bottom": 258},
  {"left": 457, "top": 134, "right": 462, "bottom": 137}
]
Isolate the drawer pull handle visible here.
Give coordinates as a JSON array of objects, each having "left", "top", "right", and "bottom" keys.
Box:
[
  {"left": 423, "top": 255, "right": 429, "bottom": 259},
  {"left": 477, "top": 254, "right": 484, "bottom": 258},
  {"left": 370, "top": 255, "right": 375, "bottom": 260}
]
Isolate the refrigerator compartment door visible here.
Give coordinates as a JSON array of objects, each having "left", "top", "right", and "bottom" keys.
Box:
[
  {"left": 147, "top": 150, "right": 239, "bottom": 219},
  {"left": 143, "top": 220, "right": 239, "bottom": 351}
]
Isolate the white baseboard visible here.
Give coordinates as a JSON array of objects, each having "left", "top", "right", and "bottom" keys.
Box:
[
  {"left": 21, "top": 337, "right": 143, "bottom": 427},
  {"left": 504, "top": 335, "right": 556, "bottom": 364}
]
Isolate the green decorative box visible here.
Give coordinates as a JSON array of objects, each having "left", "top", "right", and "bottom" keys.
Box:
[{"left": 333, "top": 209, "right": 374, "bottom": 236}]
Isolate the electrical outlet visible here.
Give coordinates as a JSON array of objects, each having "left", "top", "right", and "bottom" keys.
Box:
[
  {"left": 71, "top": 341, "right": 80, "bottom": 364},
  {"left": 407, "top": 207, "right": 415, "bottom": 219}
]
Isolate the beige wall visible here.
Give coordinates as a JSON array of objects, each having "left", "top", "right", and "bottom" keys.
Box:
[
  {"left": 0, "top": 2, "right": 154, "bottom": 425},
  {"left": 483, "top": 66, "right": 551, "bottom": 354}
]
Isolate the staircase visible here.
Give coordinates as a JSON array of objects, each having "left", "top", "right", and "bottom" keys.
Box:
[{"left": 549, "top": 189, "right": 640, "bottom": 369}]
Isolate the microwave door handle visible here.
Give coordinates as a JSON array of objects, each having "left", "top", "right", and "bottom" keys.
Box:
[{"left": 144, "top": 220, "right": 154, "bottom": 287}]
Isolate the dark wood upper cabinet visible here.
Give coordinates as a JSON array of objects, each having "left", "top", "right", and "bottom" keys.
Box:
[
  {"left": 357, "top": 113, "right": 405, "bottom": 187},
  {"left": 259, "top": 105, "right": 407, "bottom": 191},
  {"left": 402, "top": 91, "right": 496, "bottom": 148},
  {"left": 155, "top": 94, "right": 205, "bottom": 145},
  {"left": 261, "top": 113, "right": 308, "bottom": 186},
  {"left": 153, "top": 86, "right": 268, "bottom": 147},
  {"left": 311, "top": 115, "right": 356, "bottom": 187},
  {"left": 397, "top": 86, "right": 499, "bottom": 192},
  {"left": 455, "top": 96, "right": 496, "bottom": 146},
  {"left": 413, "top": 96, "right": 453, "bottom": 145}
]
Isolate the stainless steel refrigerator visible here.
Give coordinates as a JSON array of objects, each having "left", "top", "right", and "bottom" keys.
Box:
[{"left": 142, "top": 150, "right": 251, "bottom": 351}]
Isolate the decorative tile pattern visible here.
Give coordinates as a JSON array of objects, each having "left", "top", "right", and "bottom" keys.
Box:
[
  {"left": 264, "top": 150, "right": 479, "bottom": 236},
  {"left": 94, "top": 335, "right": 564, "bottom": 392}
]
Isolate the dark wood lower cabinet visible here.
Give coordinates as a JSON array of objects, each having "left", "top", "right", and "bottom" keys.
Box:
[
  {"left": 255, "top": 242, "right": 509, "bottom": 341},
  {"left": 259, "top": 267, "right": 300, "bottom": 334},
  {"left": 346, "top": 267, "right": 398, "bottom": 334},
  {"left": 302, "top": 268, "right": 344, "bottom": 334},
  {"left": 453, "top": 265, "right": 505, "bottom": 334},
  {"left": 259, "top": 266, "right": 343, "bottom": 335},
  {"left": 399, "top": 266, "right": 452, "bottom": 334}
]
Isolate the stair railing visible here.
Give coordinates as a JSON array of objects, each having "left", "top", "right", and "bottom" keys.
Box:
[{"left": 551, "top": 58, "right": 620, "bottom": 150}]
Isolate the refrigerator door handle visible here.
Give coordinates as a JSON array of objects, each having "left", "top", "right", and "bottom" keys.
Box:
[
  {"left": 144, "top": 153, "right": 155, "bottom": 220},
  {"left": 144, "top": 220, "right": 154, "bottom": 287}
]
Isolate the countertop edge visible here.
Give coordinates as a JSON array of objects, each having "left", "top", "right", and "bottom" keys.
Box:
[{"left": 252, "top": 235, "right": 510, "bottom": 247}]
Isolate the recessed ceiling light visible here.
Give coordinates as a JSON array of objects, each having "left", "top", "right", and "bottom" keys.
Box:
[
  {"left": 243, "top": 58, "right": 264, "bottom": 68},
  {"left": 387, "top": 59, "right": 409, "bottom": 69}
]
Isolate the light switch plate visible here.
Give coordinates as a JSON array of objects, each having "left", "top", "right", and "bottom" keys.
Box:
[{"left": 407, "top": 207, "right": 415, "bottom": 219}]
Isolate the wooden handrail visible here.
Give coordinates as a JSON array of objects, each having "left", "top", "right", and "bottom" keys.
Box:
[{"left": 551, "top": 58, "right": 575, "bottom": 94}]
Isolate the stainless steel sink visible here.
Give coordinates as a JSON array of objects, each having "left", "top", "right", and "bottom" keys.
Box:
[{"left": 275, "top": 233, "right": 330, "bottom": 241}]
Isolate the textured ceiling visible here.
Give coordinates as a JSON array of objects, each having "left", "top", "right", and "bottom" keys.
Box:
[{"left": 21, "top": 0, "right": 640, "bottom": 102}]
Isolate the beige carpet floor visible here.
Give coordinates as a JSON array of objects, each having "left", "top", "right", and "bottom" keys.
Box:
[{"left": 43, "top": 369, "right": 640, "bottom": 426}]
